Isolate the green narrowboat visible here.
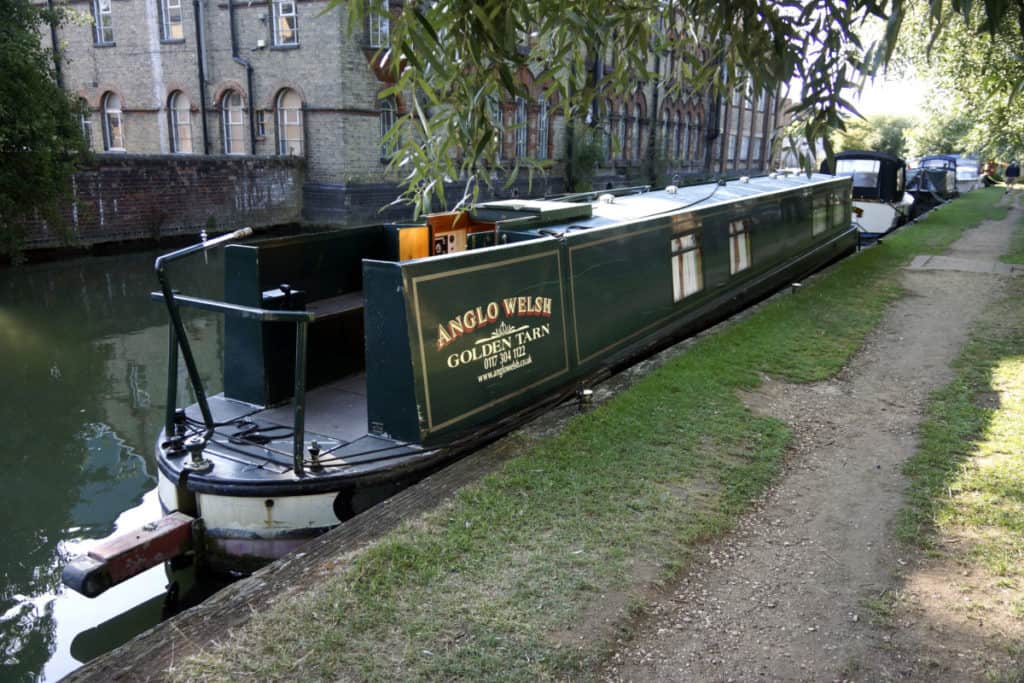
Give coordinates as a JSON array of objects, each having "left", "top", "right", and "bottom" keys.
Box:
[{"left": 64, "top": 172, "right": 856, "bottom": 593}]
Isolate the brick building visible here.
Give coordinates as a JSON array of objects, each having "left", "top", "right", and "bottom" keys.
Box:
[
  {"left": 49, "top": 0, "right": 401, "bottom": 181},
  {"left": 40, "top": 0, "right": 784, "bottom": 233}
]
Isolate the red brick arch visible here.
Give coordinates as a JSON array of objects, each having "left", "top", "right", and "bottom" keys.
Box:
[
  {"left": 211, "top": 81, "right": 248, "bottom": 110},
  {"left": 164, "top": 81, "right": 196, "bottom": 111},
  {"left": 91, "top": 84, "right": 128, "bottom": 111},
  {"left": 375, "top": 87, "right": 405, "bottom": 114},
  {"left": 260, "top": 82, "right": 309, "bottom": 111}
]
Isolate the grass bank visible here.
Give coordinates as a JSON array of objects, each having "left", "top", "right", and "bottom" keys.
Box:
[
  {"left": 896, "top": 207, "right": 1024, "bottom": 654},
  {"left": 1001, "top": 210, "right": 1024, "bottom": 264},
  {"left": 173, "top": 189, "right": 1008, "bottom": 682}
]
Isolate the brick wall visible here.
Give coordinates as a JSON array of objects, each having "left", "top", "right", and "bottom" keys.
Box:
[{"left": 21, "top": 154, "right": 304, "bottom": 249}]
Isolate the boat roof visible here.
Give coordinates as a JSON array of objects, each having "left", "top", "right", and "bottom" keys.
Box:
[
  {"left": 475, "top": 173, "right": 844, "bottom": 233},
  {"left": 835, "top": 150, "right": 906, "bottom": 164},
  {"left": 920, "top": 154, "right": 957, "bottom": 169},
  {"left": 836, "top": 150, "right": 902, "bottom": 162}
]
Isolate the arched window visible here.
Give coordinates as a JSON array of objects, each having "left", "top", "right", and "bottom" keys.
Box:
[
  {"left": 692, "top": 116, "right": 701, "bottom": 162},
  {"left": 489, "top": 97, "right": 503, "bottom": 163},
  {"left": 379, "top": 96, "right": 396, "bottom": 159},
  {"left": 630, "top": 101, "right": 638, "bottom": 161},
  {"left": 682, "top": 114, "right": 691, "bottom": 161},
  {"left": 514, "top": 96, "right": 527, "bottom": 158},
  {"left": 661, "top": 109, "right": 670, "bottom": 157},
  {"left": 168, "top": 91, "right": 192, "bottom": 154},
  {"left": 102, "top": 92, "right": 125, "bottom": 151},
  {"left": 673, "top": 111, "right": 681, "bottom": 160},
  {"left": 79, "top": 99, "right": 93, "bottom": 149},
  {"left": 221, "top": 90, "right": 245, "bottom": 154},
  {"left": 276, "top": 89, "right": 303, "bottom": 156},
  {"left": 602, "top": 99, "right": 612, "bottom": 162},
  {"left": 536, "top": 98, "right": 548, "bottom": 161},
  {"left": 631, "top": 107, "right": 640, "bottom": 161},
  {"left": 617, "top": 104, "right": 626, "bottom": 161}
]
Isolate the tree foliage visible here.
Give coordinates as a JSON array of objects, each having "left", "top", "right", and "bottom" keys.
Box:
[
  {"left": 904, "top": 106, "right": 973, "bottom": 157},
  {"left": 343, "top": 0, "right": 886, "bottom": 213},
  {"left": 895, "top": 0, "right": 1024, "bottom": 160},
  {"left": 0, "top": 0, "right": 86, "bottom": 261},
  {"left": 835, "top": 114, "right": 913, "bottom": 157},
  {"left": 337, "top": 0, "right": 1024, "bottom": 214}
]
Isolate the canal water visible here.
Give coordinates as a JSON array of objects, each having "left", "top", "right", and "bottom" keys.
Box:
[{"left": 0, "top": 246, "right": 226, "bottom": 681}]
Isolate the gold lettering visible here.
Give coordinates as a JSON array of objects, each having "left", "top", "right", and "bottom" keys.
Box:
[
  {"left": 438, "top": 297, "right": 552, "bottom": 354},
  {"left": 437, "top": 324, "right": 452, "bottom": 351}
]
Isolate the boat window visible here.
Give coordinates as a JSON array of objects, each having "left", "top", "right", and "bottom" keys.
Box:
[
  {"left": 921, "top": 158, "right": 952, "bottom": 170},
  {"left": 728, "top": 219, "right": 751, "bottom": 274},
  {"left": 834, "top": 159, "right": 879, "bottom": 189},
  {"left": 812, "top": 195, "right": 828, "bottom": 235},
  {"left": 829, "top": 192, "right": 846, "bottom": 228},
  {"left": 670, "top": 233, "right": 703, "bottom": 301}
]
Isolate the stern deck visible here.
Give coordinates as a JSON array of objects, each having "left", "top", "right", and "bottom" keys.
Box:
[{"left": 172, "top": 372, "right": 434, "bottom": 494}]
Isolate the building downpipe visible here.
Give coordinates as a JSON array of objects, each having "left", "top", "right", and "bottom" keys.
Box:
[
  {"left": 193, "top": 0, "right": 210, "bottom": 154},
  {"left": 46, "top": 0, "right": 63, "bottom": 88},
  {"left": 227, "top": 0, "right": 257, "bottom": 154}
]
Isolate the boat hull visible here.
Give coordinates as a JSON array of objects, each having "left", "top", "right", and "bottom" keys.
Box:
[
  {"left": 157, "top": 471, "right": 336, "bottom": 574},
  {"left": 853, "top": 196, "right": 914, "bottom": 240}
]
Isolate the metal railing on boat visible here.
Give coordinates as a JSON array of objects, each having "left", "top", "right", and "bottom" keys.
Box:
[{"left": 153, "top": 228, "right": 315, "bottom": 477}]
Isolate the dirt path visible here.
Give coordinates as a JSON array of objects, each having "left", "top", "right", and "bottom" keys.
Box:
[{"left": 604, "top": 199, "right": 1021, "bottom": 682}]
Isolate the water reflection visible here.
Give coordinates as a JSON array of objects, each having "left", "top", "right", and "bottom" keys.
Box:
[{"left": 0, "top": 248, "right": 225, "bottom": 681}]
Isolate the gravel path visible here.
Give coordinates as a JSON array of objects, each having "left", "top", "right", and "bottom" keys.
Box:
[{"left": 604, "top": 197, "right": 1020, "bottom": 682}]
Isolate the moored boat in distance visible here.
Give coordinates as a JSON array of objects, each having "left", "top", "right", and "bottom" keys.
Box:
[
  {"left": 906, "top": 160, "right": 958, "bottom": 215},
  {"left": 63, "top": 172, "right": 857, "bottom": 594},
  {"left": 825, "top": 151, "right": 914, "bottom": 241},
  {"left": 954, "top": 157, "right": 981, "bottom": 191}
]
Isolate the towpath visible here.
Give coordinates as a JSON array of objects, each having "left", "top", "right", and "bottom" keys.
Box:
[{"left": 603, "top": 197, "right": 1023, "bottom": 680}]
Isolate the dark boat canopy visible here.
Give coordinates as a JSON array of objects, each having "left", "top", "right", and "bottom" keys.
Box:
[{"left": 822, "top": 150, "right": 906, "bottom": 202}]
